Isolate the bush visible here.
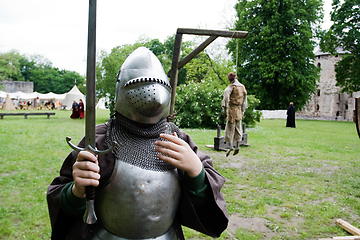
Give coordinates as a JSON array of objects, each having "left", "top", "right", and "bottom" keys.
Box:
[
  {"left": 173, "top": 80, "right": 261, "bottom": 129},
  {"left": 243, "top": 95, "right": 262, "bottom": 127},
  {"left": 174, "top": 80, "right": 224, "bottom": 128}
]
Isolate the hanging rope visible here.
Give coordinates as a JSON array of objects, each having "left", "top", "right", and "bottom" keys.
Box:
[{"left": 236, "top": 39, "right": 239, "bottom": 74}]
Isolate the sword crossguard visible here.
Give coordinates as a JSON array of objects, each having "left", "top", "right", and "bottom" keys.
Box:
[
  {"left": 65, "top": 136, "right": 117, "bottom": 225},
  {"left": 66, "top": 136, "right": 116, "bottom": 155}
]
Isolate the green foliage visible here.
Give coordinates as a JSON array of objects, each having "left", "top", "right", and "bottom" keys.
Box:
[
  {"left": 0, "top": 52, "right": 85, "bottom": 94},
  {"left": 243, "top": 94, "right": 262, "bottom": 127},
  {"left": 28, "top": 64, "right": 85, "bottom": 94},
  {"left": 320, "top": 0, "right": 360, "bottom": 93},
  {"left": 334, "top": 53, "right": 360, "bottom": 93},
  {"left": 183, "top": 52, "right": 213, "bottom": 83},
  {"left": 229, "top": 0, "right": 322, "bottom": 110},
  {"left": 0, "top": 50, "right": 24, "bottom": 81},
  {"left": 173, "top": 80, "right": 261, "bottom": 129},
  {"left": 19, "top": 55, "right": 37, "bottom": 82},
  {"left": 174, "top": 80, "right": 225, "bottom": 128},
  {"left": 205, "top": 58, "right": 235, "bottom": 86}
]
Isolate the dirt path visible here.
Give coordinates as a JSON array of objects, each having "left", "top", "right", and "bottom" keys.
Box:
[{"left": 203, "top": 147, "right": 283, "bottom": 239}]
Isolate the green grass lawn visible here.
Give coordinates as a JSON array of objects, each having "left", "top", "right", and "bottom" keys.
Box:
[{"left": 0, "top": 110, "right": 359, "bottom": 239}]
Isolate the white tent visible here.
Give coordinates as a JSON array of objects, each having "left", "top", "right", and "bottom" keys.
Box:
[
  {"left": 96, "top": 96, "right": 110, "bottom": 109},
  {"left": 42, "top": 92, "right": 66, "bottom": 100},
  {"left": 62, "top": 85, "right": 86, "bottom": 110},
  {"left": 0, "top": 90, "right": 8, "bottom": 98},
  {"left": 0, "top": 90, "right": 66, "bottom": 100},
  {"left": 2, "top": 94, "right": 15, "bottom": 110}
]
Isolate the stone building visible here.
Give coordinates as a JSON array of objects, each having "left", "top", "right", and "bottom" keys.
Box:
[
  {"left": 299, "top": 50, "right": 360, "bottom": 121},
  {"left": 1, "top": 80, "right": 33, "bottom": 93}
]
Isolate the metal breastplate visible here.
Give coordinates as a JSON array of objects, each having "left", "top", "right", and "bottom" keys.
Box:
[{"left": 93, "top": 158, "right": 181, "bottom": 239}]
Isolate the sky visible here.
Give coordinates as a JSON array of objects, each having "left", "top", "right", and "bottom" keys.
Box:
[{"left": 0, "top": 0, "right": 333, "bottom": 76}]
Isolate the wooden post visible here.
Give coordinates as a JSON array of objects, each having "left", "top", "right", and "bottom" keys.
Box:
[
  {"left": 333, "top": 237, "right": 360, "bottom": 239},
  {"left": 169, "top": 32, "right": 183, "bottom": 117},
  {"left": 318, "top": 237, "right": 360, "bottom": 240},
  {"left": 336, "top": 219, "right": 360, "bottom": 236}
]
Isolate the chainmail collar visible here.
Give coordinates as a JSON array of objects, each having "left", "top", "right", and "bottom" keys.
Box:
[{"left": 105, "top": 112, "right": 182, "bottom": 172}]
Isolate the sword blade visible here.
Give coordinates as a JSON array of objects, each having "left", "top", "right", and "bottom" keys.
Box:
[
  {"left": 83, "top": 0, "right": 97, "bottom": 224},
  {"left": 66, "top": 0, "right": 115, "bottom": 224},
  {"left": 85, "top": 0, "right": 96, "bottom": 149}
]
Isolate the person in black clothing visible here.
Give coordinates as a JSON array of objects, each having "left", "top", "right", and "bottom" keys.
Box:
[{"left": 286, "top": 102, "right": 296, "bottom": 128}]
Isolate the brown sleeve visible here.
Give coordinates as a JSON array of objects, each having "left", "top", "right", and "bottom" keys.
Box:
[
  {"left": 46, "top": 123, "right": 115, "bottom": 240},
  {"left": 177, "top": 131, "right": 229, "bottom": 238}
]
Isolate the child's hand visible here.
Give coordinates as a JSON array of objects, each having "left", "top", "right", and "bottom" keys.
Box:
[
  {"left": 72, "top": 151, "right": 100, "bottom": 198},
  {"left": 155, "top": 133, "right": 203, "bottom": 177}
]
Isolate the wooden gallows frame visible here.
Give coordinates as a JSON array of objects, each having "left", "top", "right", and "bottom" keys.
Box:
[{"left": 168, "top": 28, "right": 248, "bottom": 118}]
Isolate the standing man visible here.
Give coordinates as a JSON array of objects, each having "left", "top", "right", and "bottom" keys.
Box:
[{"left": 222, "top": 72, "right": 248, "bottom": 157}]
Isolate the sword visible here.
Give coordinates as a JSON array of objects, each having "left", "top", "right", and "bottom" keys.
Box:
[{"left": 66, "top": 0, "right": 115, "bottom": 224}]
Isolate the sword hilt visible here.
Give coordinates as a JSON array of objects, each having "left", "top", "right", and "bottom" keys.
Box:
[
  {"left": 84, "top": 185, "right": 97, "bottom": 224},
  {"left": 66, "top": 136, "right": 116, "bottom": 224},
  {"left": 66, "top": 137, "right": 116, "bottom": 155}
]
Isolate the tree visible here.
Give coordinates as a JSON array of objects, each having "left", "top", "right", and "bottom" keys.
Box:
[
  {"left": 19, "top": 54, "right": 84, "bottom": 94},
  {"left": 320, "top": 0, "right": 360, "bottom": 93},
  {"left": 1, "top": 51, "right": 85, "bottom": 93},
  {"left": 58, "top": 70, "right": 85, "bottom": 94},
  {"left": 228, "top": 0, "right": 322, "bottom": 110},
  {"left": 0, "top": 50, "right": 24, "bottom": 81},
  {"left": 184, "top": 52, "right": 213, "bottom": 83},
  {"left": 30, "top": 66, "right": 61, "bottom": 93},
  {"left": 19, "top": 56, "right": 37, "bottom": 82}
]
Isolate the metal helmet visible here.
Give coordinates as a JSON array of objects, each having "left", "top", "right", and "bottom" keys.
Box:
[{"left": 115, "top": 47, "right": 172, "bottom": 124}]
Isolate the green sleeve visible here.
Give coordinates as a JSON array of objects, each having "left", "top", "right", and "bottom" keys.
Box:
[
  {"left": 183, "top": 166, "right": 210, "bottom": 208},
  {"left": 60, "top": 182, "right": 86, "bottom": 216}
]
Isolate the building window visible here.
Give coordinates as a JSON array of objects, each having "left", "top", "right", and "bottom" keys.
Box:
[
  {"left": 317, "top": 62, "right": 321, "bottom": 68},
  {"left": 345, "top": 104, "right": 348, "bottom": 110},
  {"left": 317, "top": 89, "right": 321, "bottom": 96},
  {"left": 316, "top": 104, "right": 320, "bottom": 111}
]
